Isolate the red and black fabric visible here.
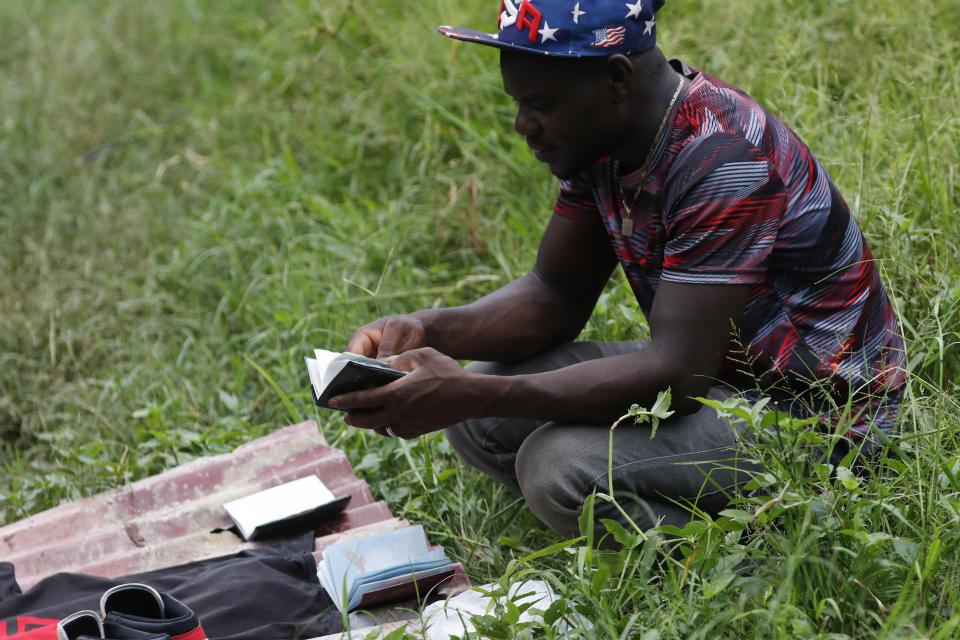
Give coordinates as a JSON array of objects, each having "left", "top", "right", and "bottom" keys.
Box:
[{"left": 0, "top": 534, "right": 341, "bottom": 640}]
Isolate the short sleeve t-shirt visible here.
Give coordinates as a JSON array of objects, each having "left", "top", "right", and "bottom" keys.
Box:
[{"left": 554, "top": 60, "right": 905, "bottom": 439}]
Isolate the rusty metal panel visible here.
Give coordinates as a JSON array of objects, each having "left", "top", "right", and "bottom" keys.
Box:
[{"left": 0, "top": 420, "right": 396, "bottom": 591}]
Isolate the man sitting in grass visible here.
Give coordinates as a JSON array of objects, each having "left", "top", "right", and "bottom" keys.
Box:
[{"left": 329, "top": 0, "right": 906, "bottom": 539}]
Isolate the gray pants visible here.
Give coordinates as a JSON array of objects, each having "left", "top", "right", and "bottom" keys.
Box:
[{"left": 446, "top": 341, "right": 759, "bottom": 539}]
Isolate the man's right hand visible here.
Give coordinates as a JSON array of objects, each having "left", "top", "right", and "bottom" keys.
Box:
[{"left": 346, "top": 315, "right": 429, "bottom": 359}]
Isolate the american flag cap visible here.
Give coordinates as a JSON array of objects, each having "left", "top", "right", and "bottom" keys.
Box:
[{"left": 438, "top": 0, "right": 665, "bottom": 58}]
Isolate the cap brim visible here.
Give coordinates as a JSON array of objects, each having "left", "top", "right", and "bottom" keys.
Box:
[{"left": 438, "top": 25, "right": 576, "bottom": 57}]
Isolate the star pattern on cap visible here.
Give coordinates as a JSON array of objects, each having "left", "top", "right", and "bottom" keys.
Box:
[
  {"left": 571, "top": 2, "right": 586, "bottom": 24},
  {"left": 539, "top": 21, "right": 558, "bottom": 43},
  {"left": 440, "top": 0, "right": 662, "bottom": 56}
]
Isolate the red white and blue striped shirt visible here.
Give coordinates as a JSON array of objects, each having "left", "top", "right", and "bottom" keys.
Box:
[{"left": 554, "top": 61, "right": 906, "bottom": 441}]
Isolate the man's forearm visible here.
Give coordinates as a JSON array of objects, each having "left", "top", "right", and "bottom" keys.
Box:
[
  {"left": 410, "top": 272, "right": 593, "bottom": 362},
  {"left": 468, "top": 346, "right": 703, "bottom": 424},
  {"left": 461, "top": 280, "right": 752, "bottom": 423}
]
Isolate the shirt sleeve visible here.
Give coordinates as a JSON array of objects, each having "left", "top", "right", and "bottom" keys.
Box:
[
  {"left": 661, "top": 133, "right": 787, "bottom": 285},
  {"left": 552, "top": 174, "right": 600, "bottom": 221}
]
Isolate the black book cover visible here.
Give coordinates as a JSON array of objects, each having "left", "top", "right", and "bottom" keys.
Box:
[{"left": 307, "top": 359, "right": 406, "bottom": 410}]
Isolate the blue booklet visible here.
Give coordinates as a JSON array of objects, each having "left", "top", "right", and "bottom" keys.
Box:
[{"left": 317, "top": 525, "right": 455, "bottom": 612}]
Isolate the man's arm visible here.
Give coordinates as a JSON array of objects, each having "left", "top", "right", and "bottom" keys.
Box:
[
  {"left": 346, "top": 213, "right": 618, "bottom": 362},
  {"left": 334, "top": 278, "right": 748, "bottom": 434},
  {"left": 334, "top": 207, "right": 749, "bottom": 435},
  {"left": 473, "top": 279, "right": 751, "bottom": 422}
]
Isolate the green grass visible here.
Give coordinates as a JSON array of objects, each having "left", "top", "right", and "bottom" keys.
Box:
[{"left": 1, "top": 0, "right": 958, "bottom": 637}]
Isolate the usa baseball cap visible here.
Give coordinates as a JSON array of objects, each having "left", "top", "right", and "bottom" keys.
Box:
[{"left": 438, "top": 0, "right": 666, "bottom": 58}]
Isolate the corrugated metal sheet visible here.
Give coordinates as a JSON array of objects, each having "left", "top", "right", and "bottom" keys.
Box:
[
  {"left": 2, "top": 420, "right": 394, "bottom": 589},
  {"left": 1, "top": 420, "right": 471, "bottom": 637}
]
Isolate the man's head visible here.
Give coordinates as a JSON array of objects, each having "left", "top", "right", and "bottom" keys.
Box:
[
  {"left": 439, "top": 1, "right": 672, "bottom": 178},
  {"left": 500, "top": 50, "right": 662, "bottom": 179}
]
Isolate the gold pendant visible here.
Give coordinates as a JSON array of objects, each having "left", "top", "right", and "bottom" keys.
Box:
[{"left": 621, "top": 217, "right": 634, "bottom": 237}]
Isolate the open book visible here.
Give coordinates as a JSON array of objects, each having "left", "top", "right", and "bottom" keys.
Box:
[
  {"left": 304, "top": 349, "right": 406, "bottom": 409},
  {"left": 317, "top": 525, "right": 456, "bottom": 612},
  {"left": 222, "top": 475, "right": 351, "bottom": 541}
]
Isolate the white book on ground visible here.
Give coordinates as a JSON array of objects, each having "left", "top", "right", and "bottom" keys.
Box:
[{"left": 222, "top": 475, "right": 350, "bottom": 541}]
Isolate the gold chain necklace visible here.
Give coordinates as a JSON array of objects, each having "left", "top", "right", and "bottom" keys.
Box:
[{"left": 619, "top": 74, "right": 684, "bottom": 238}]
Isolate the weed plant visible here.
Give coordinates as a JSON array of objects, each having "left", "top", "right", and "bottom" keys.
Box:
[{"left": 1, "top": 0, "right": 958, "bottom": 637}]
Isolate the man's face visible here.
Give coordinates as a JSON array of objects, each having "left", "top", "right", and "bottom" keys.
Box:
[{"left": 500, "top": 51, "right": 617, "bottom": 180}]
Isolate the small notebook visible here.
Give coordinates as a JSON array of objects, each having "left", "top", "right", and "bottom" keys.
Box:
[
  {"left": 305, "top": 349, "right": 406, "bottom": 410},
  {"left": 222, "top": 475, "right": 350, "bottom": 541}
]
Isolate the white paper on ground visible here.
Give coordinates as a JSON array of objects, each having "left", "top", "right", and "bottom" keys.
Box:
[{"left": 421, "top": 580, "right": 563, "bottom": 640}]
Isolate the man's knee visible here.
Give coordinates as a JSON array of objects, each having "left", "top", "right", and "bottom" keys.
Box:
[
  {"left": 515, "top": 426, "right": 592, "bottom": 538},
  {"left": 445, "top": 420, "right": 478, "bottom": 459},
  {"left": 445, "top": 417, "right": 527, "bottom": 493},
  {"left": 445, "top": 419, "right": 487, "bottom": 470}
]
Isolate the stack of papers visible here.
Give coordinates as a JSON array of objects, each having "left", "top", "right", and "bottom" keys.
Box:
[{"left": 317, "top": 525, "right": 455, "bottom": 612}]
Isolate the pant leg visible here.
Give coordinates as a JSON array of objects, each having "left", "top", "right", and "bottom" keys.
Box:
[
  {"left": 446, "top": 341, "right": 758, "bottom": 538},
  {"left": 514, "top": 386, "right": 757, "bottom": 538}
]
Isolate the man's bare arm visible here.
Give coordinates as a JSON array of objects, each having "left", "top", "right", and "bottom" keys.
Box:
[
  {"left": 470, "top": 280, "right": 751, "bottom": 423},
  {"left": 347, "top": 214, "right": 618, "bottom": 362},
  {"left": 335, "top": 276, "right": 750, "bottom": 434}
]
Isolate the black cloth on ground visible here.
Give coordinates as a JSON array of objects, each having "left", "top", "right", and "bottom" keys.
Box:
[{"left": 0, "top": 533, "right": 342, "bottom": 639}]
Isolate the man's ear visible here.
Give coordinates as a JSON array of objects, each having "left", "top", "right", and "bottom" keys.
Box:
[{"left": 602, "top": 54, "right": 634, "bottom": 102}]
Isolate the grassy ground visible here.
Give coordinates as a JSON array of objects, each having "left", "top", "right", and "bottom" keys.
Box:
[{"left": 1, "top": 0, "right": 958, "bottom": 637}]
